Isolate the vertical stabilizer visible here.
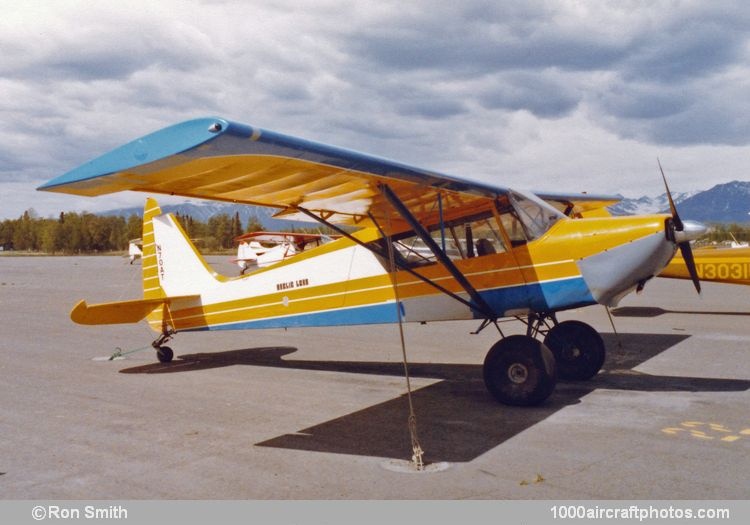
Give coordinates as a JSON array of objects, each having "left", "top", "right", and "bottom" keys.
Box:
[
  {"left": 142, "top": 198, "right": 165, "bottom": 300},
  {"left": 141, "top": 198, "right": 167, "bottom": 332},
  {"left": 140, "top": 198, "right": 219, "bottom": 332},
  {"left": 151, "top": 213, "right": 220, "bottom": 296}
]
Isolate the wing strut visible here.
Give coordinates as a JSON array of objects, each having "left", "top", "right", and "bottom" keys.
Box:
[
  {"left": 294, "top": 206, "right": 482, "bottom": 314},
  {"left": 378, "top": 184, "right": 497, "bottom": 320}
]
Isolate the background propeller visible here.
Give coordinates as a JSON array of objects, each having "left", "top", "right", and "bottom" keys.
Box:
[{"left": 658, "top": 159, "right": 705, "bottom": 294}]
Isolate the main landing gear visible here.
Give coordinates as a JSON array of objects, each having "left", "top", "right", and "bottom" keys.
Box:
[
  {"left": 483, "top": 335, "right": 557, "bottom": 406},
  {"left": 482, "top": 313, "right": 606, "bottom": 406}
]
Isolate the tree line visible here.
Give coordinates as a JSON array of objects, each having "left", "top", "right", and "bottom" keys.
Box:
[
  {"left": 2, "top": 208, "right": 748, "bottom": 254},
  {"left": 703, "top": 223, "right": 750, "bottom": 245},
  {"left": 0, "top": 210, "right": 264, "bottom": 254}
]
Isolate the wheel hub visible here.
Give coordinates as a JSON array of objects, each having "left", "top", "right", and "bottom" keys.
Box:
[
  {"left": 563, "top": 345, "right": 582, "bottom": 360},
  {"left": 507, "top": 363, "right": 529, "bottom": 384}
]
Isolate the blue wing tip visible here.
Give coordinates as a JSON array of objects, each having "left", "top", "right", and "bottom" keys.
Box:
[{"left": 38, "top": 117, "right": 229, "bottom": 191}]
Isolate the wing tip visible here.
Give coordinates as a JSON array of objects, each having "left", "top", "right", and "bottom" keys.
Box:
[{"left": 37, "top": 117, "right": 230, "bottom": 194}]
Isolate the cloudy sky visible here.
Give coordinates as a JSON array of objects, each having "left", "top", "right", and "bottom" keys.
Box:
[{"left": 2, "top": 0, "right": 749, "bottom": 219}]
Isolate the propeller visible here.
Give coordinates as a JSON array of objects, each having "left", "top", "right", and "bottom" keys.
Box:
[{"left": 658, "top": 159, "right": 706, "bottom": 293}]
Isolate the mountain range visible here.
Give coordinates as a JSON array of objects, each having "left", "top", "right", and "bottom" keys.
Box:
[
  {"left": 100, "top": 180, "right": 750, "bottom": 226},
  {"left": 608, "top": 180, "right": 750, "bottom": 223}
]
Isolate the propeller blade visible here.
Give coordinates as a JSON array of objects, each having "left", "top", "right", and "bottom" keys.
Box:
[
  {"left": 658, "top": 158, "right": 683, "bottom": 231},
  {"left": 679, "top": 242, "right": 701, "bottom": 294},
  {"left": 658, "top": 159, "right": 703, "bottom": 294}
]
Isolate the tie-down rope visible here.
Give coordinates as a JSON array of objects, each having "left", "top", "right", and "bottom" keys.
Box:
[{"left": 384, "top": 210, "right": 425, "bottom": 471}]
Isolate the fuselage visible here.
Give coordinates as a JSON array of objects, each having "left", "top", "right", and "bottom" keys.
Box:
[{"left": 146, "top": 204, "right": 678, "bottom": 334}]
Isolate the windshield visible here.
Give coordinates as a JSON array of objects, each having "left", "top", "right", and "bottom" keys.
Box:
[{"left": 508, "top": 190, "right": 565, "bottom": 240}]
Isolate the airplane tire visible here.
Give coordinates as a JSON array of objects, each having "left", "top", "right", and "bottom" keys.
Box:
[
  {"left": 544, "top": 321, "right": 605, "bottom": 381},
  {"left": 156, "top": 346, "right": 174, "bottom": 363},
  {"left": 483, "top": 335, "right": 557, "bottom": 406}
]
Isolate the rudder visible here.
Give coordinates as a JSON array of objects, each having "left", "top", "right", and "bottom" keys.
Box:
[
  {"left": 141, "top": 198, "right": 167, "bottom": 332},
  {"left": 141, "top": 198, "right": 166, "bottom": 300},
  {"left": 140, "top": 197, "right": 221, "bottom": 333}
]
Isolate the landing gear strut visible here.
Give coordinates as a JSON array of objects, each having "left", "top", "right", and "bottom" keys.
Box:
[
  {"left": 151, "top": 329, "right": 175, "bottom": 363},
  {"left": 481, "top": 313, "right": 607, "bottom": 405}
]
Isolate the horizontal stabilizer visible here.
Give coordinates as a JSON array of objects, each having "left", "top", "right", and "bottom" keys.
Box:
[{"left": 70, "top": 296, "right": 200, "bottom": 325}]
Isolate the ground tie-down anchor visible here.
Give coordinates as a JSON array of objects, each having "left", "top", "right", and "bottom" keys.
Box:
[
  {"left": 104, "top": 343, "right": 156, "bottom": 361},
  {"left": 409, "top": 414, "right": 425, "bottom": 471},
  {"left": 102, "top": 328, "right": 176, "bottom": 363}
]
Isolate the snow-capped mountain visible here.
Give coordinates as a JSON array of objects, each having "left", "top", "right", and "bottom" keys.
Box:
[
  {"left": 609, "top": 181, "right": 750, "bottom": 223},
  {"left": 670, "top": 180, "right": 750, "bottom": 223},
  {"left": 608, "top": 191, "right": 698, "bottom": 216}
]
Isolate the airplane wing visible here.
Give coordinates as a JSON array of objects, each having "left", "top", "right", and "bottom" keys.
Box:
[{"left": 39, "top": 117, "right": 508, "bottom": 228}]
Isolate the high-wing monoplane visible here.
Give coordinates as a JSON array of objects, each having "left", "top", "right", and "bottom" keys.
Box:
[{"left": 38, "top": 117, "right": 707, "bottom": 406}]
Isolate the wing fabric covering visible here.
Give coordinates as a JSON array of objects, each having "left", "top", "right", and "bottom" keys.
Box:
[{"left": 38, "top": 117, "right": 509, "bottom": 228}]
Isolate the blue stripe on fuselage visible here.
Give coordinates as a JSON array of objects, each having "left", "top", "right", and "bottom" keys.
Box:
[
  {"left": 481, "top": 276, "right": 596, "bottom": 314},
  {"left": 187, "top": 302, "right": 400, "bottom": 332},
  {"left": 181, "top": 277, "right": 595, "bottom": 332}
]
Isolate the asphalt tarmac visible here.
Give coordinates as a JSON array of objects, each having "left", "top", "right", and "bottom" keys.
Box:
[{"left": 1, "top": 255, "right": 748, "bottom": 499}]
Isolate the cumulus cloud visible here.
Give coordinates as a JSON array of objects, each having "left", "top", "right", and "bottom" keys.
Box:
[
  {"left": 1, "top": 0, "right": 749, "bottom": 218},
  {"left": 476, "top": 71, "right": 581, "bottom": 118}
]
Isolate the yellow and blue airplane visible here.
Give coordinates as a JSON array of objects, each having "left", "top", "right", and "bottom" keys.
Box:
[{"left": 38, "top": 117, "right": 707, "bottom": 406}]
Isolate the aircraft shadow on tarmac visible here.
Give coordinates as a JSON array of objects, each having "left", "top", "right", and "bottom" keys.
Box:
[
  {"left": 612, "top": 306, "right": 750, "bottom": 318},
  {"left": 120, "top": 333, "right": 750, "bottom": 463}
]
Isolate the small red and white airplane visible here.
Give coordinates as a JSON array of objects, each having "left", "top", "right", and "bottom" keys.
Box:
[{"left": 233, "top": 231, "right": 339, "bottom": 274}]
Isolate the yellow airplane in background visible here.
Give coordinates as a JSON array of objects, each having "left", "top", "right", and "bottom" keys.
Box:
[
  {"left": 38, "top": 117, "right": 707, "bottom": 406},
  {"left": 661, "top": 245, "right": 750, "bottom": 286}
]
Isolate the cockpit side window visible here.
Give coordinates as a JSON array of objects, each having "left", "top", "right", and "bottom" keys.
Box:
[
  {"left": 366, "top": 209, "right": 508, "bottom": 269},
  {"left": 499, "top": 209, "right": 529, "bottom": 247},
  {"left": 463, "top": 215, "right": 506, "bottom": 257}
]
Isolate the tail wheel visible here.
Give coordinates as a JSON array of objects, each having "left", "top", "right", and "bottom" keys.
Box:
[
  {"left": 156, "top": 346, "right": 174, "bottom": 363},
  {"left": 483, "top": 335, "right": 557, "bottom": 406},
  {"left": 543, "top": 320, "right": 605, "bottom": 381}
]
